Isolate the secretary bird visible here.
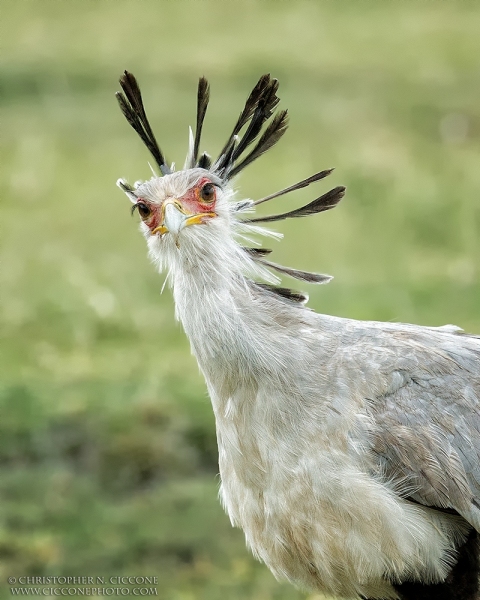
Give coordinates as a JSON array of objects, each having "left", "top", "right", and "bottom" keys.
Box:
[{"left": 115, "top": 71, "right": 480, "bottom": 600}]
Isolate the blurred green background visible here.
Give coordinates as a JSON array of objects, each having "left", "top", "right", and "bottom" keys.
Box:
[{"left": 1, "top": 1, "right": 479, "bottom": 599}]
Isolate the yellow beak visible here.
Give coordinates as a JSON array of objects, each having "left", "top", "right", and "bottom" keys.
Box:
[{"left": 152, "top": 199, "right": 215, "bottom": 236}]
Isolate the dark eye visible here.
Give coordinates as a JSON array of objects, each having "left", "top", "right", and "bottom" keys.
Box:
[
  {"left": 135, "top": 201, "right": 151, "bottom": 219},
  {"left": 200, "top": 183, "right": 216, "bottom": 203}
]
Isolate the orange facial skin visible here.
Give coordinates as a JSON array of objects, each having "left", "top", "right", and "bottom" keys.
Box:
[
  {"left": 134, "top": 177, "right": 218, "bottom": 235},
  {"left": 179, "top": 177, "right": 218, "bottom": 215}
]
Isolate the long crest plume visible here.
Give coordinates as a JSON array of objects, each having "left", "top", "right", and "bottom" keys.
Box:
[
  {"left": 116, "top": 71, "right": 170, "bottom": 175},
  {"left": 190, "top": 77, "right": 210, "bottom": 168},
  {"left": 244, "top": 185, "right": 345, "bottom": 224},
  {"left": 116, "top": 71, "right": 346, "bottom": 304},
  {"left": 213, "top": 74, "right": 288, "bottom": 179},
  {"left": 239, "top": 169, "right": 345, "bottom": 301}
]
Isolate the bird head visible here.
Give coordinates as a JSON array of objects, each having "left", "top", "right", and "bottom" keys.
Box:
[
  {"left": 119, "top": 168, "right": 232, "bottom": 265},
  {"left": 116, "top": 71, "right": 346, "bottom": 302}
]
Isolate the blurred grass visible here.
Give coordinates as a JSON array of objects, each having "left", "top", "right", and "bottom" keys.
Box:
[{"left": 1, "top": 1, "right": 479, "bottom": 598}]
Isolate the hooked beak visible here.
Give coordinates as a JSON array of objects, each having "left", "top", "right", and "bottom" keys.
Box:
[{"left": 151, "top": 200, "right": 215, "bottom": 240}]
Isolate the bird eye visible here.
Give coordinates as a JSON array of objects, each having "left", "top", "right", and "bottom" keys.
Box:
[
  {"left": 135, "top": 201, "right": 151, "bottom": 219},
  {"left": 200, "top": 183, "right": 216, "bottom": 203}
]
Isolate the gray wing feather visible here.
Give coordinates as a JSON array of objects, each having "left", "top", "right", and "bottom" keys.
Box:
[{"left": 343, "top": 322, "right": 480, "bottom": 531}]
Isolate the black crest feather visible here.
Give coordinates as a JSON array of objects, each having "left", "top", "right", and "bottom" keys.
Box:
[
  {"left": 197, "top": 152, "right": 212, "bottom": 170},
  {"left": 245, "top": 186, "right": 346, "bottom": 224},
  {"left": 214, "top": 74, "right": 286, "bottom": 179},
  {"left": 253, "top": 169, "right": 334, "bottom": 206},
  {"left": 116, "top": 71, "right": 170, "bottom": 175},
  {"left": 229, "top": 110, "right": 289, "bottom": 178},
  {"left": 117, "top": 179, "right": 138, "bottom": 202},
  {"left": 231, "top": 77, "right": 280, "bottom": 160},
  {"left": 255, "top": 259, "right": 332, "bottom": 284},
  {"left": 212, "top": 134, "right": 238, "bottom": 174},
  {"left": 116, "top": 72, "right": 347, "bottom": 308},
  {"left": 116, "top": 72, "right": 290, "bottom": 180},
  {"left": 254, "top": 283, "right": 309, "bottom": 304},
  {"left": 192, "top": 77, "right": 210, "bottom": 167},
  {"left": 216, "top": 74, "right": 272, "bottom": 160},
  {"left": 242, "top": 247, "right": 273, "bottom": 257}
]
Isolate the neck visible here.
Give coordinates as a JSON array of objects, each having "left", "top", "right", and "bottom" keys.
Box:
[
  {"left": 172, "top": 256, "right": 260, "bottom": 367},
  {"left": 168, "top": 242, "right": 298, "bottom": 393}
]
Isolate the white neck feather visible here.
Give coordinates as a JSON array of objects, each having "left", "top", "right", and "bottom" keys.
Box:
[
  {"left": 172, "top": 250, "right": 266, "bottom": 372},
  {"left": 165, "top": 234, "right": 304, "bottom": 404}
]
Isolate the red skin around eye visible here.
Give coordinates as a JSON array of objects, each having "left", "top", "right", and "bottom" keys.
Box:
[
  {"left": 180, "top": 177, "right": 217, "bottom": 214},
  {"left": 136, "top": 199, "right": 161, "bottom": 232}
]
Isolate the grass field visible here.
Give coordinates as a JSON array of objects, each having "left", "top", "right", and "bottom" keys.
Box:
[{"left": 1, "top": 2, "right": 479, "bottom": 599}]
